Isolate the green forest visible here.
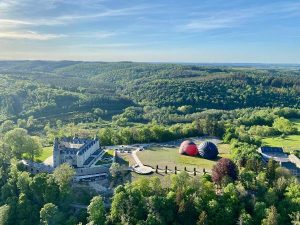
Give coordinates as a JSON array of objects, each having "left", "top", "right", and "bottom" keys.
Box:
[
  {"left": 0, "top": 61, "right": 300, "bottom": 124},
  {"left": 0, "top": 61, "right": 299, "bottom": 225}
]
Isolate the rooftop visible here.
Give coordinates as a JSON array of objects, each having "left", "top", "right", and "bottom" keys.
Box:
[
  {"left": 259, "top": 146, "right": 284, "bottom": 153},
  {"left": 54, "top": 137, "right": 99, "bottom": 156}
]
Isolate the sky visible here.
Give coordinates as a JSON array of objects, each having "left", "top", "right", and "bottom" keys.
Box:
[{"left": 0, "top": 0, "right": 299, "bottom": 63}]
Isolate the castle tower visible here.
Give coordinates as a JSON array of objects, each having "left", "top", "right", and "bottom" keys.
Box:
[{"left": 53, "top": 138, "right": 60, "bottom": 168}]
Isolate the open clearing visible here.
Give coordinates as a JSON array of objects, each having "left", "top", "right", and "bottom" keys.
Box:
[
  {"left": 263, "top": 119, "right": 300, "bottom": 152},
  {"left": 135, "top": 143, "right": 230, "bottom": 171}
]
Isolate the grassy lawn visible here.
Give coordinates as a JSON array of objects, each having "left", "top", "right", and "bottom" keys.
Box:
[
  {"left": 95, "top": 149, "right": 115, "bottom": 165},
  {"left": 106, "top": 149, "right": 115, "bottom": 156},
  {"left": 136, "top": 143, "right": 230, "bottom": 171},
  {"left": 116, "top": 153, "right": 136, "bottom": 166},
  {"left": 116, "top": 143, "right": 230, "bottom": 185},
  {"left": 262, "top": 119, "right": 300, "bottom": 152},
  {"left": 35, "top": 146, "right": 53, "bottom": 162}
]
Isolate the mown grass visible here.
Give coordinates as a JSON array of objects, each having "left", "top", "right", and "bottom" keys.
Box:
[
  {"left": 35, "top": 146, "right": 53, "bottom": 162},
  {"left": 263, "top": 119, "right": 300, "bottom": 152},
  {"left": 136, "top": 143, "right": 230, "bottom": 171}
]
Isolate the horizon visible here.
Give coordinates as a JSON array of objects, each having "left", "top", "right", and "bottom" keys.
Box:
[
  {"left": 0, "top": 0, "right": 299, "bottom": 63},
  {"left": 0, "top": 59, "right": 299, "bottom": 66}
]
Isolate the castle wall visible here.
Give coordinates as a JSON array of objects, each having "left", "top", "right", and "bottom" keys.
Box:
[
  {"left": 53, "top": 138, "right": 101, "bottom": 168},
  {"left": 77, "top": 141, "right": 99, "bottom": 167}
]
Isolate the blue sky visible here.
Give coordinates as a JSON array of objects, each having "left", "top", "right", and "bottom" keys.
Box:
[{"left": 0, "top": 0, "right": 299, "bottom": 63}]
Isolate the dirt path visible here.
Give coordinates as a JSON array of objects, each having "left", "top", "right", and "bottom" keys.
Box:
[{"left": 43, "top": 155, "right": 53, "bottom": 166}]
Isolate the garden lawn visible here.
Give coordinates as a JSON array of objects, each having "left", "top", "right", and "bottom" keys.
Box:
[
  {"left": 262, "top": 119, "right": 300, "bottom": 152},
  {"left": 35, "top": 146, "right": 53, "bottom": 162}
]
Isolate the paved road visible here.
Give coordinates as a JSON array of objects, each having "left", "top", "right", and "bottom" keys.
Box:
[
  {"left": 132, "top": 149, "right": 154, "bottom": 174},
  {"left": 132, "top": 149, "right": 143, "bottom": 166}
]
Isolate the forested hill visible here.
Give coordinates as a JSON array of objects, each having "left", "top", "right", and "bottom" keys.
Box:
[{"left": 0, "top": 61, "right": 299, "bottom": 122}]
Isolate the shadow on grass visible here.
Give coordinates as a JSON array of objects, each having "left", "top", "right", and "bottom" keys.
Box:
[{"left": 116, "top": 156, "right": 129, "bottom": 167}]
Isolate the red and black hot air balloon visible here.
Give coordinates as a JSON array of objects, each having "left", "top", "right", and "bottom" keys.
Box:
[{"left": 179, "top": 140, "right": 198, "bottom": 156}]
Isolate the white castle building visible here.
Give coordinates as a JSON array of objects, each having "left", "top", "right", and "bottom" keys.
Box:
[{"left": 53, "top": 137, "right": 102, "bottom": 168}]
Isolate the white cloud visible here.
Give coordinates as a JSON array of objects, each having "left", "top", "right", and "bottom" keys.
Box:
[
  {"left": 56, "top": 4, "right": 160, "bottom": 22},
  {"left": 0, "top": 30, "right": 117, "bottom": 41},
  {"left": 184, "top": 17, "right": 239, "bottom": 31},
  {"left": 69, "top": 43, "right": 141, "bottom": 48},
  {"left": 0, "top": 19, "right": 33, "bottom": 27},
  {"left": 73, "top": 31, "right": 117, "bottom": 39},
  {"left": 0, "top": 0, "right": 18, "bottom": 12},
  {"left": 0, "top": 31, "right": 66, "bottom": 40},
  {"left": 0, "top": 3, "right": 160, "bottom": 29},
  {"left": 181, "top": 1, "right": 300, "bottom": 32}
]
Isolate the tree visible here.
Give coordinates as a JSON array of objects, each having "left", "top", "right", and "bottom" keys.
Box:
[
  {"left": 0, "top": 120, "right": 15, "bottom": 133},
  {"left": 99, "top": 128, "right": 113, "bottom": 146},
  {"left": 17, "top": 119, "right": 27, "bottom": 128},
  {"left": 30, "top": 173, "right": 48, "bottom": 205},
  {"left": 266, "top": 159, "right": 278, "bottom": 184},
  {"left": 197, "top": 211, "right": 208, "bottom": 225},
  {"left": 40, "top": 203, "right": 60, "bottom": 225},
  {"left": 262, "top": 206, "right": 279, "bottom": 225},
  {"left": 0, "top": 204, "right": 10, "bottom": 225},
  {"left": 4, "top": 128, "right": 29, "bottom": 159},
  {"left": 289, "top": 211, "right": 300, "bottom": 225},
  {"left": 109, "top": 163, "right": 122, "bottom": 178},
  {"left": 53, "top": 163, "right": 75, "bottom": 199},
  {"left": 238, "top": 210, "right": 253, "bottom": 225},
  {"left": 17, "top": 193, "right": 36, "bottom": 225},
  {"left": 212, "top": 158, "right": 238, "bottom": 185},
  {"left": 24, "top": 136, "right": 42, "bottom": 161},
  {"left": 4, "top": 128, "right": 41, "bottom": 160},
  {"left": 26, "top": 116, "right": 36, "bottom": 128},
  {"left": 230, "top": 141, "right": 260, "bottom": 164},
  {"left": 273, "top": 117, "right": 297, "bottom": 135},
  {"left": 87, "top": 196, "right": 106, "bottom": 225},
  {"left": 253, "top": 202, "right": 267, "bottom": 224}
]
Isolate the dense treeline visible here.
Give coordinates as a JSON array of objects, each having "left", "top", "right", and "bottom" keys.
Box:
[
  {"left": 0, "top": 146, "right": 299, "bottom": 225},
  {"left": 0, "top": 160, "right": 81, "bottom": 225},
  {"left": 122, "top": 74, "right": 300, "bottom": 109},
  {"left": 102, "top": 165, "right": 300, "bottom": 225},
  {"left": 0, "top": 76, "right": 131, "bottom": 123},
  {"left": 0, "top": 61, "right": 300, "bottom": 128}
]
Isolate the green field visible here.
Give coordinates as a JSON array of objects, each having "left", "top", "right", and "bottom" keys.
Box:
[
  {"left": 35, "top": 146, "right": 53, "bottom": 162},
  {"left": 136, "top": 143, "right": 230, "bottom": 171},
  {"left": 263, "top": 119, "right": 300, "bottom": 152}
]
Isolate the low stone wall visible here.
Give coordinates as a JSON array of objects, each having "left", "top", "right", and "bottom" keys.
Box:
[
  {"left": 21, "top": 160, "right": 54, "bottom": 174},
  {"left": 75, "top": 166, "right": 109, "bottom": 176}
]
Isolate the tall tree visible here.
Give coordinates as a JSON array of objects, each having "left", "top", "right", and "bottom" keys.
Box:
[
  {"left": 262, "top": 206, "right": 279, "bottom": 225},
  {"left": 53, "top": 163, "right": 75, "bottom": 203},
  {"left": 87, "top": 196, "right": 106, "bottom": 225},
  {"left": 0, "top": 204, "right": 10, "bottom": 225},
  {"left": 40, "top": 203, "right": 60, "bottom": 225},
  {"left": 4, "top": 128, "right": 29, "bottom": 159},
  {"left": 266, "top": 159, "right": 277, "bottom": 184},
  {"left": 3, "top": 128, "right": 41, "bottom": 160}
]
